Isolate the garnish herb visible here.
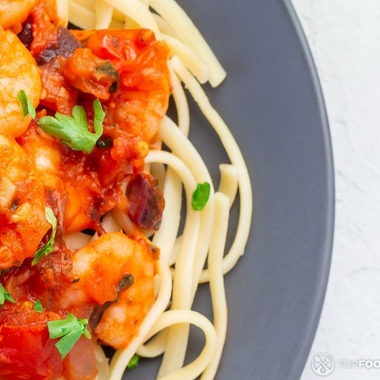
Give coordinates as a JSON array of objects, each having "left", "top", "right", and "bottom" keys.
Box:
[
  {"left": 32, "top": 206, "right": 58, "bottom": 266},
  {"left": 17, "top": 90, "right": 36, "bottom": 119},
  {"left": 0, "top": 284, "right": 16, "bottom": 308},
  {"left": 47, "top": 313, "right": 91, "bottom": 359},
  {"left": 34, "top": 300, "right": 44, "bottom": 313},
  {"left": 191, "top": 182, "right": 211, "bottom": 211},
  {"left": 127, "top": 354, "right": 140, "bottom": 370},
  {"left": 118, "top": 273, "right": 134, "bottom": 293},
  {"left": 88, "top": 273, "right": 135, "bottom": 329},
  {"left": 96, "top": 62, "right": 119, "bottom": 93},
  {"left": 38, "top": 99, "right": 105, "bottom": 153}
]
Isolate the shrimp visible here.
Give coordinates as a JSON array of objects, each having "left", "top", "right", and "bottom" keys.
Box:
[
  {"left": 63, "top": 232, "right": 156, "bottom": 330},
  {"left": 0, "top": 29, "right": 42, "bottom": 137},
  {"left": 86, "top": 232, "right": 157, "bottom": 348},
  {"left": 46, "top": 231, "right": 156, "bottom": 349},
  {"left": 68, "top": 28, "right": 171, "bottom": 148},
  {"left": 0, "top": 0, "right": 38, "bottom": 31},
  {"left": 0, "top": 134, "right": 50, "bottom": 269},
  {"left": 93, "top": 271, "right": 156, "bottom": 349}
]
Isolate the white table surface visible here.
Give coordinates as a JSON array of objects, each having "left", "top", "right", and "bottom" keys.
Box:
[{"left": 291, "top": 1, "right": 380, "bottom": 379}]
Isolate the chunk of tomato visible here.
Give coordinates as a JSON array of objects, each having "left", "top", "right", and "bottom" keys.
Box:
[{"left": 0, "top": 302, "right": 63, "bottom": 380}]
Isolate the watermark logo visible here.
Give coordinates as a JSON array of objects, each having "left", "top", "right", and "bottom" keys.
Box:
[
  {"left": 311, "top": 352, "right": 335, "bottom": 376},
  {"left": 338, "top": 359, "right": 380, "bottom": 369}
]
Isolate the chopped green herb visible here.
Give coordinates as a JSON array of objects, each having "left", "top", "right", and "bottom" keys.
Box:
[
  {"left": 17, "top": 90, "right": 36, "bottom": 119},
  {"left": 47, "top": 313, "right": 91, "bottom": 359},
  {"left": 127, "top": 354, "right": 140, "bottom": 370},
  {"left": 0, "top": 284, "right": 16, "bottom": 308},
  {"left": 32, "top": 206, "right": 57, "bottom": 266},
  {"left": 34, "top": 300, "right": 44, "bottom": 313},
  {"left": 191, "top": 182, "right": 211, "bottom": 211},
  {"left": 118, "top": 273, "right": 134, "bottom": 293},
  {"left": 38, "top": 99, "right": 105, "bottom": 153},
  {"left": 96, "top": 62, "right": 119, "bottom": 93}
]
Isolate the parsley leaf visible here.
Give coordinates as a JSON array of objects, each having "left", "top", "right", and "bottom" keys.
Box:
[
  {"left": 38, "top": 99, "right": 105, "bottom": 153},
  {"left": 191, "top": 182, "right": 211, "bottom": 211},
  {"left": 127, "top": 354, "right": 140, "bottom": 370},
  {"left": 17, "top": 90, "right": 36, "bottom": 119},
  {"left": 96, "top": 62, "right": 119, "bottom": 93},
  {"left": 47, "top": 313, "right": 91, "bottom": 359},
  {"left": 34, "top": 300, "right": 44, "bottom": 313},
  {"left": 0, "top": 284, "right": 16, "bottom": 307},
  {"left": 32, "top": 206, "right": 57, "bottom": 266}
]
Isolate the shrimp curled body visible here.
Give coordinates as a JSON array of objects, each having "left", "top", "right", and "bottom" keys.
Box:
[
  {"left": 65, "top": 232, "right": 157, "bottom": 348},
  {"left": 0, "top": 29, "right": 41, "bottom": 137},
  {"left": 0, "top": 134, "right": 50, "bottom": 269}
]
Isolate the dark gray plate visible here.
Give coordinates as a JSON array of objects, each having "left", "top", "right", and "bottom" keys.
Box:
[{"left": 123, "top": 0, "right": 334, "bottom": 379}]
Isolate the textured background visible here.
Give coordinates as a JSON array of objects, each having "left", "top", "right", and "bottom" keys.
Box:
[{"left": 291, "top": 1, "right": 380, "bottom": 379}]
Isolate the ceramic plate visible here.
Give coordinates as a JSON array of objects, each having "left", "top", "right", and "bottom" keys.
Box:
[{"left": 125, "top": 0, "right": 334, "bottom": 379}]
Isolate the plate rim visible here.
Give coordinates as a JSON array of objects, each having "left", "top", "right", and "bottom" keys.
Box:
[{"left": 284, "top": 0, "right": 335, "bottom": 377}]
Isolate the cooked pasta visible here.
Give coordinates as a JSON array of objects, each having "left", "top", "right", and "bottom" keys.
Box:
[{"left": 0, "top": 0, "right": 252, "bottom": 379}]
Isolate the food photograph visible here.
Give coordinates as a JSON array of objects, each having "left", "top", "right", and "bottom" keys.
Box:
[{"left": 0, "top": 0, "right": 376, "bottom": 379}]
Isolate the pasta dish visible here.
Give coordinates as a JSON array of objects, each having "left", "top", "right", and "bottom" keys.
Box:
[{"left": 0, "top": 0, "right": 252, "bottom": 379}]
